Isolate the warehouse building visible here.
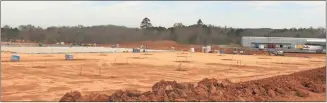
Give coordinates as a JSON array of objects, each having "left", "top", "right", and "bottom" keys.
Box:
[{"left": 241, "top": 36, "right": 326, "bottom": 52}]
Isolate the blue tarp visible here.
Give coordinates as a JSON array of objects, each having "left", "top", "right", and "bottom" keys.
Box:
[{"left": 11, "top": 55, "right": 20, "bottom": 62}]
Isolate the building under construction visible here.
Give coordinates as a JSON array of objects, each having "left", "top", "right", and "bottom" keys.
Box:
[{"left": 241, "top": 36, "right": 326, "bottom": 53}]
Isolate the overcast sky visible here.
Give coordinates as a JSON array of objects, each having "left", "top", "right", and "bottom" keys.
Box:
[{"left": 1, "top": 1, "right": 325, "bottom": 29}]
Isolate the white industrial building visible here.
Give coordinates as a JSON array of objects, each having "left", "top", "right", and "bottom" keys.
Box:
[{"left": 241, "top": 36, "right": 326, "bottom": 52}]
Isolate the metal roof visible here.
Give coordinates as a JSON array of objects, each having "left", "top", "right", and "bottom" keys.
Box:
[
  {"left": 242, "top": 36, "right": 326, "bottom": 42},
  {"left": 306, "top": 39, "right": 326, "bottom": 43}
]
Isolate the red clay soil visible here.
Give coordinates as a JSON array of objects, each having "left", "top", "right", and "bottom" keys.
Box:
[
  {"left": 59, "top": 66, "right": 326, "bottom": 102},
  {"left": 222, "top": 48, "right": 269, "bottom": 55},
  {"left": 117, "top": 40, "right": 229, "bottom": 52},
  {"left": 247, "top": 50, "right": 269, "bottom": 55},
  {"left": 118, "top": 40, "right": 202, "bottom": 51},
  {"left": 283, "top": 53, "right": 326, "bottom": 58}
]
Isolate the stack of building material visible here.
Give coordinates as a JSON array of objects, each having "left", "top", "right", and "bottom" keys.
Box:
[
  {"left": 65, "top": 53, "right": 73, "bottom": 60},
  {"left": 11, "top": 53, "right": 20, "bottom": 62},
  {"left": 190, "top": 48, "right": 195, "bottom": 52},
  {"left": 220, "top": 50, "right": 224, "bottom": 54},
  {"left": 132, "top": 48, "right": 141, "bottom": 53}
]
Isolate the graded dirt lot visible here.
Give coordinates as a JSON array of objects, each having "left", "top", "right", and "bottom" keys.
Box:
[
  {"left": 1, "top": 51, "right": 326, "bottom": 101},
  {"left": 60, "top": 67, "right": 326, "bottom": 102}
]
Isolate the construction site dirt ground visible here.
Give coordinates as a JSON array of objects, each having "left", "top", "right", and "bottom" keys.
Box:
[{"left": 1, "top": 51, "right": 326, "bottom": 101}]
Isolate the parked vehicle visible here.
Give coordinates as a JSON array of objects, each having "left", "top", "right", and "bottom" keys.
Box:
[{"left": 316, "top": 49, "right": 324, "bottom": 53}]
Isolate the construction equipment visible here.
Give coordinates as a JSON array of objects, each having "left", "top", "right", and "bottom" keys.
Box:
[{"left": 268, "top": 49, "right": 284, "bottom": 56}]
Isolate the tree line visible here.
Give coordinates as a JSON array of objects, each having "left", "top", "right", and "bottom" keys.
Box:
[{"left": 1, "top": 17, "right": 326, "bottom": 45}]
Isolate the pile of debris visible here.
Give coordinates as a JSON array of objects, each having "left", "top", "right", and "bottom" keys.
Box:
[{"left": 60, "top": 67, "right": 326, "bottom": 102}]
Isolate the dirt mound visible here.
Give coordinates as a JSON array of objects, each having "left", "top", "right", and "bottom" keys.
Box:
[
  {"left": 59, "top": 67, "right": 326, "bottom": 102},
  {"left": 59, "top": 91, "right": 109, "bottom": 102},
  {"left": 59, "top": 91, "right": 82, "bottom": 102},
  {"left": 248, "top": 50, "right": 269, "bottom": 55}
]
